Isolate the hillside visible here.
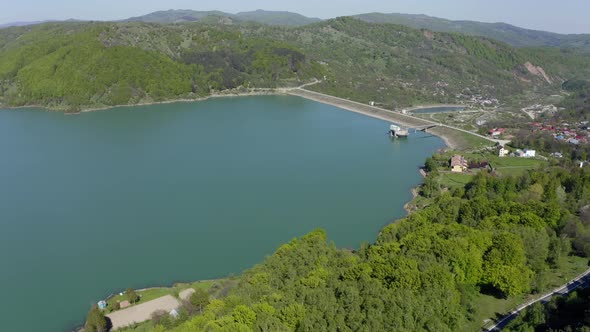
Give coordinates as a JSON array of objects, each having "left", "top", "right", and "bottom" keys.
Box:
[
  {"left": 1, "top": 18, "right": 590, "bottom": 111},
  {"left": 355, "top": 13, "right": 590, "bottom": 51},
  {"left": 124, "top": 9, "right": 321, "bottom": 26}
]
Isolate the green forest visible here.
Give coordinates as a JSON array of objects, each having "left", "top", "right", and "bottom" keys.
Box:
[{"left": 2, "top": 18, "right": 590, "bottom": 111}]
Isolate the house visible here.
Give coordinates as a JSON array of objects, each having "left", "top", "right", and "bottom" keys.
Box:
[
  {"left": 450, "top": 155, "right": 468, "bottom": 173},
  {"left": 498, "top": 146, "right": 509, "bottom": 157},
  {"left": 523, "top": 149, "right": 536, "bottom": 158},
  {"left": 488, "top": 128, "right": 506, "bottom": 137}
]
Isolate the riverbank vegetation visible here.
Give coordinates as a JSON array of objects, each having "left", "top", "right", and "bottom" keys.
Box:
[{"left": 2, "top": 18, "right": 590, "bottom": 111}]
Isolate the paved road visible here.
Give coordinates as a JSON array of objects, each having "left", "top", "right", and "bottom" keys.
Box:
[{"left": 484, "top": 268, "right": 590, "bottom": 331}]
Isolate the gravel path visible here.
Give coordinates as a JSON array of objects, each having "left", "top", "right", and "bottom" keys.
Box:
[{"left": 179, "top": 288, "right": 195, "bottom": 301}]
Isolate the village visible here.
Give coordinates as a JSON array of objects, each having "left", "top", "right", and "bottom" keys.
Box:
[{"left": 531, "top": 121, "right": 590, "bottom": 145}]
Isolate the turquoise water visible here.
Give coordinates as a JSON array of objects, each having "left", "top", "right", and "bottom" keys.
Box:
[{"left": 0, "top": 96, "right": 444, "bottom": 331}]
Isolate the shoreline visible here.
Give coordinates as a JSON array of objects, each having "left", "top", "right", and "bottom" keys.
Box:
[
  {"left": 403, "top": 187, "right": 420, "bottom": 214},
  {"left": 1, "top": 87, "right": 470, "bottom": 149},
  {"left": 0, "top": 89, "right": 282, "bottom": 114}
]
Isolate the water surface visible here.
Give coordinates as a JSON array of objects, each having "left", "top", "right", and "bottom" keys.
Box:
[{"left": 0, "top": 96, "right": 444, "bottom": 331}]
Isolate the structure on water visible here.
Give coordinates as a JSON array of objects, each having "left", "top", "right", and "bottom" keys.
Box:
[
  {"left": 388, "top": 124, "right": 439, "bottom": 138},
  {"left": 389, "top": 124, "right": 409, "bottom": 138}
]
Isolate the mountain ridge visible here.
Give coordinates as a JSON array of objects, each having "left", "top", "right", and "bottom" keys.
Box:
[
  {"left": 123, "top": 9, "right": 321, "bottom": 26},
  {"left": 353, "top": 12, "right": 590, "bottom": 50},
  {"left": 2, "top": 10, "right": 589, "bottom": 50}
]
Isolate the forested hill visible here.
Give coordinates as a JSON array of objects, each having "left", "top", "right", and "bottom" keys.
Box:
[
  {"left": 125, "top": 9, "right": 321, "bottom": 26},
  {"left": 1, "top": 18, "right": 589, "bottom": 111},
  {"left": 354, "top": 13, "right": 590, "bottom": 51}
]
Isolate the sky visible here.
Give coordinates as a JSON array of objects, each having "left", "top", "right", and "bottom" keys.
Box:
[{"left": 1, "top": 0, "right": 589, "bottom": 34}]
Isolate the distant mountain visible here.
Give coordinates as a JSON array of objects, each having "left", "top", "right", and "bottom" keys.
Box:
[
  {"left": 354, "top": 13, "right": 590, "bottom": 50},
  {"left": 124, "top": 9, "right": 320, "bottom": 26},
  {"left": 0, "top": 21, "right": 49, "bottom": 29},
  {"left": 125, "top": 10, "right": 229, "bottom": 24},
  {"left": 0, "top": 19, "right": 83, "bottom": 30},
  {"left": 234, "top": 10, "right": 320, "bottom": 26}
]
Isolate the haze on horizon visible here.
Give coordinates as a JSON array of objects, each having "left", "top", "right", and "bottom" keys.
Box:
[{"left": 1, "top": 0, "right": 589, "bottom": 34}]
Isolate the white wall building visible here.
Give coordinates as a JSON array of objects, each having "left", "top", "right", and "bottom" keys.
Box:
[{"left": 523, "top": 149, "right": 536, "bottom": 158}]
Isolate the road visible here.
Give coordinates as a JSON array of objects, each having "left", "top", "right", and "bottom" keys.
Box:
[{"left": 484, "top": 268, "right": 590, "bottom": 331}]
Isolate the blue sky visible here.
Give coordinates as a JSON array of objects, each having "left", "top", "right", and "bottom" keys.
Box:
[{"left": 2, "top": 0, "right": 589, "bottom": 34}]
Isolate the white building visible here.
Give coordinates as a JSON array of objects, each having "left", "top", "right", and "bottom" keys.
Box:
[
  {"left": 523, "top": 149, "right": 536, "bottom": 158},
  {"left": 498, "top": 146, "right": 509, "bottom": 157}
]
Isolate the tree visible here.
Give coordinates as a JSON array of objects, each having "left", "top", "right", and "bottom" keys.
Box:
[
  {"left": 424, "top": 157, "right": 437, "bottom": 173},
  {"left": 151, "top": 309, "right": 172, "bottom": 327},
  {"left": 109, "top": 301, "right": 120, "bottom": 312},
  {"left": 421, "top": 173, "right": 440, "bottom": 198},
  {"left": 482, "top": 232, "right": 533, "bottom": 297},
  {"left": 85, "top": 305, "right": 108, "bottom": 332},
  {"left": 189, "top": 288, "right": 210, "bottom": 313},
  {"left": 233, "top": 305, "right": 257, "bottom": 328},
  {"left": 125, "top": 288, "right": 140, "bottom": 304}
]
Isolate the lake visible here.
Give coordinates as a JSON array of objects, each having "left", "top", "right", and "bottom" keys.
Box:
[{"left": 0, "top": 95, "right": 444, "bottom": 331}]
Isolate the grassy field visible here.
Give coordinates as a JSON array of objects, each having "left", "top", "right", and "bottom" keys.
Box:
[
  {"left": 430, "top": 126, "right": 494, "bottom": 151},
  {"left": 106, "top": 288, "right": 171, "bottom": 310},
  {"left": 105, "top": 279, "right": 222, "bottom": 312},
  {"left": 438, "top": 172, "right": 475, "bottom": 189},
  {"left": 488, "top": 155, "right": 546, "bottom": 177}
]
